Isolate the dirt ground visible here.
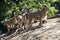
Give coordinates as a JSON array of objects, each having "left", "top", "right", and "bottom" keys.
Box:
[{"left": 0, "top": 17, "right": 60, "bottom": 40}]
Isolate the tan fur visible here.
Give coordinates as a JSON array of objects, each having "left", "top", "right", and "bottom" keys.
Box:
[
  {"left": 3, "top": 17, "right": 17, "bottom": 32},
  {"left": 15, "top": 15, "right": 24, "bottom": 30},
  {"left": 3, "top": 15, "right": 24, "bottom": 32},
  {"left": 12, "top": 10, "right": 24, "bottom": 30}
]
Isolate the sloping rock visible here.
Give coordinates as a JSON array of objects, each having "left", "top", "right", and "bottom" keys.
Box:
[{"left": 0, "top": 17, "right": 60, "bottom": 40}]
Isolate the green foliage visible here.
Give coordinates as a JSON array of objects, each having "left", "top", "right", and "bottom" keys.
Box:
[
  {"left": 0, "top": 0, "right": 58, "bottom": 18},
  {"left": 18, "top": 0, "right": 58, "bottom": 17},
  {"left": 51, "top": 0, "right": 60, "bottom": 13},
  {"left": 47, "top": 7, "right": 58, "bottom": 17},
  {"left": 0, "top": 0, "right": 59, "bottom": 33}
]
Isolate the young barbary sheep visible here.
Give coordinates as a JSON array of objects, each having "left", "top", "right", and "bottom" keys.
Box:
[
  {"left": 12, "top": 11, "right": 24, "bottom": 30},
  {"left": 3, "top": 18, "right": 17, "bottom": 33}
]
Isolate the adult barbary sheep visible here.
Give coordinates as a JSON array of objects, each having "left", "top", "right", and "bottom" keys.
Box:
[{"left": 22, "top": 4, "right": 49, "bottom": 29}]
